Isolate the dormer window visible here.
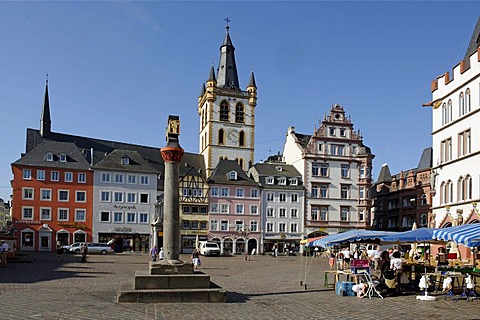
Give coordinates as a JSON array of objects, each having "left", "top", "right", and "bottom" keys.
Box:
[
  {"left": 278, "top": 177, "right": 286, "bottom": 185},
  {"left": 59, "top": 153, "right": 67, "bottom": 162},
  {"left": 45, "top": 152, "right": 54, "bottom": 162},
  {"left": 266, "top": 177, "right": 274, "bottom": 185},
  {"left": 275, "top": 166, "right": 282, "bottom": 172},
  {"left": 228, "top": 171, "right": 237, "bottom": 180},
  {"left": 290, "top": 178, "right": 298, "bottom": 186},
  {"left": 121, "top": 156, "right": 130, "bottom": 165}
]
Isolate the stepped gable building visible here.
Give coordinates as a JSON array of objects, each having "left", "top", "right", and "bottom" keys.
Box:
[
  {"left": 283, "top": 104, "right": 374, "bottom": 236},
  {"left": 372, "top": 148, "right": 432, "bottom": 231},
  {"left": 424, "top": 16, "right": 480, "bottom": 258},
  {"left": 197, "top": 22, "right": 257, "bottom": 175},
  {"left": 249, "top": 155, "right": 304, "bottom": 253},
  {"left": 11, "top": 80, "right": 208, "bottom": 252},
  {"left": 207, "top": 159, "right": 261, "bottom": 255}
]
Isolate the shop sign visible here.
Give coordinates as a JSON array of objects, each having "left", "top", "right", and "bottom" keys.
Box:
[
  {"left": 113, "top": 226, "right": 134, "bottom": 233},
  {"left": 58, "top": 222, "right": 89, "bottom": 230},
  {"left": 15, "top": 220, "right": 42, "bottom": 225},
  {"left": 113, "top": 205, "right": 137, "bottom": 210},
  {"left": 337, "top": 228, "right": 353, "bottom": 232}
]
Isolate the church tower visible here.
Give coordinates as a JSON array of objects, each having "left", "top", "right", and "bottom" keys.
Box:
[{"left": 198, "top": 21, "right": 257, "bottom": 176}]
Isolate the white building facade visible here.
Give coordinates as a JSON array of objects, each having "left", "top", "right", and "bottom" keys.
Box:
[
  {"left": 92, "top": 150, "right": 158, "bottom": 252},
  {"left": 428, "top": 18, "right": 480, "bottom": 231},
  {"left": 283, "top": 104, "right": 374, "bottom": 236}
]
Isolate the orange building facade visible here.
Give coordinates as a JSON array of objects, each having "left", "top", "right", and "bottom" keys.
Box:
[{"left": 11, "top": 154, "right": 94, "bottom": 251}]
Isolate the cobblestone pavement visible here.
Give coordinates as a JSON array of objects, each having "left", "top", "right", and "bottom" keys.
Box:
[{"left": 0, "top": 252, "right": 479, "bottom": 320}]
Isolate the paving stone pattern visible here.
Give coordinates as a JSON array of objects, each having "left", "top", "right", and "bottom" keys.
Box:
[{"left": 0, "top": 252, "right": 478, "bottom": 320}]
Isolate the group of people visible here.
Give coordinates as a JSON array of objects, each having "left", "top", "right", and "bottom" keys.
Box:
[{"left": 149, "top": 245, "right": 165, "bottom": 262}]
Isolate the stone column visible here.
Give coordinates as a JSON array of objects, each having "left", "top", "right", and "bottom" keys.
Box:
[{"left": 160, "top": 116, "right": 184, "bottom": 262}]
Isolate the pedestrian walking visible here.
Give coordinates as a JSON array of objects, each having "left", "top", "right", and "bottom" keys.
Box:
[
  {"left": 80, "top": 243, "right": 88, "bottom": 263},
  {"left": 192, "top": 249, "right": 201, "bottom": 270},
  {"left": 158, "top": 247, "right": 165, "bottom": 260},
  {"left": 0, "top": 240, "right": 10, "bottom": 268},
  {"left": 56, "top": 240, "right": 63, "bottom": 262},
  {"left": 150, "top": 245, "right": 158, "bottom": 262}
]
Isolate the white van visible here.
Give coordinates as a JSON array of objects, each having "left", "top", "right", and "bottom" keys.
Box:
[
  {"left": 365, "top": 244, "right": 391, "bottom": 257},
  {"left": 198, "top": 241, "right": 220, "bottom": 256}
]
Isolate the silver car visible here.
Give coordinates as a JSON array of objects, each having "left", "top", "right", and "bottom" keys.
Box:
[{"left": 69, "top": 242, "right": 113, "bottom": 255}]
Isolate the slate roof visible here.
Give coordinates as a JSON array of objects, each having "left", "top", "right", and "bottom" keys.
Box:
[
  {"left": 464, "top": 15, "right": 480, "bottom": 63},
  {"left": 250, "top": 163, "right": 304, "bottom": 190},
  {"left": 93, "top": 149, "right": 158, "bottom": 173},
  {"left": 376, "top": 163, "right": 392, "bottom": 183},
  {"left": 23, "top": 128, "right": 207, "bottom": 190},
  {"left": 293, "top": 132, "right": 312, "bottom": 149},
  {"left": 416, "top": 147, "right": 432, "bottom": 171},
  {"left": 13, "top": 140, "right": 91, "bottom": 170},
  {"left": 207, "top": 159, "right": 258, "bottom": 186}
]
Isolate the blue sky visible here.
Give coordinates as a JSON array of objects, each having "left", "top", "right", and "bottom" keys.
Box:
[{"left": 1, "top": 1, "right": 479, "bottom": 201}]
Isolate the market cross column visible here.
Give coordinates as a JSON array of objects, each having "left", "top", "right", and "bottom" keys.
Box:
[{"left": 160, "top": 115, "right": 184, "bottom": 262}]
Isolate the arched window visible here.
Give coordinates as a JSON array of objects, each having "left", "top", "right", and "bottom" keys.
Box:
[
  {"left": 238, "top": 158, "right": 244, "bottom": 170},
  {"left": 235, "top": 103, "right": 244, "bottom": 123},
  {"left": 420, "top": 214, "right": 428, "bottom": 227},
  {"left": 448, "top": 100, "right": 452, "bottom": 123},
  {"left": 465, "top": 175, "right": 472, "bottom": 200},
  {"left": 466, "top": 88, "right": 471, "bottom": 113},
  {"left": 447, "top": 180, "right": 453, "bottom": 203},
  {"left": 442, "top": 103, "right": 447, "bottom": 125},
  {"left": 420, "top": 193, "right": 427, "bottom": 205},
  {"left": 440, "top": 182, "right": 445, "bottom": 204},
  {"left": 218, "top": 129, "right": 224, "bottom": 145},
  {"left": 239, "top": 131, "right": 245, "bottom": 147},
  {"left": 458, "top": 176, "right": 464, "bottom": 201},
  {"left": 459, "top": 92, "right": 465, "bottom": 116},
  {"left": 220, "top": 101, "right": 229, "bottom": 122}
]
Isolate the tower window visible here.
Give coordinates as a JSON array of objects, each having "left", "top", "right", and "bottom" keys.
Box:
[
  {"left": 220, "top": 101, "right": 229, "bottom": 122},
  {"left": 235, "top": 103, "right": 244, "bottom": 123},
  {"left": 239, "top": 131, "right": 245, "bottom": 147},
  {"left": 218, "top": 129, "right": 224, "bottom": 145}
]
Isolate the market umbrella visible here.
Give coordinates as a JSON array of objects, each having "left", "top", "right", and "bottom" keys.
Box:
[
  {"left": 307, "top": 230, "right": 395, "bottom": 248},
  {"left": 379, "top": 227, "right": 444, "bottom": 301}
]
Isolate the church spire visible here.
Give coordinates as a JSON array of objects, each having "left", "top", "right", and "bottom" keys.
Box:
[
  {"left": 40, "top": 75, "right": 51, "bottom": 137},
  {"left": 216, "top": 17, "right": 240, "bottom": 90}
]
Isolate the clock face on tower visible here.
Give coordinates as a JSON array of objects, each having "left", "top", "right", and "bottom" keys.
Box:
[{"left": 227, "top": 129, "right": 239, "bottom": 143}]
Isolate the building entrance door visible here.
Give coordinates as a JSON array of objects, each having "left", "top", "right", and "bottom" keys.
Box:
[{"left": 39, "top": 233, "right": 51, "bottom": 251}]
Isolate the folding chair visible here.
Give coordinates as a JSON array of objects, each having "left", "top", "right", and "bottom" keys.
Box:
[{"left": 359, "top": 270, "right": 383, "bottom": 299}]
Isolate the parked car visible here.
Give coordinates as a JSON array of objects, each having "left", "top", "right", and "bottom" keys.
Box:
[
  {"left": 198, "top": 241, "right": 220, "bottom": 256},
  {"left": 69, "top": 242, "right": 113, "bottom": 255},
  {"left": 62, "top": 242, "right": 82, "bottom": 254}
]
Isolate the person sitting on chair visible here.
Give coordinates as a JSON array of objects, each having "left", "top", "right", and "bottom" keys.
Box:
[{"left": 436, "top": 247, "right": 448, "bottom": 267}]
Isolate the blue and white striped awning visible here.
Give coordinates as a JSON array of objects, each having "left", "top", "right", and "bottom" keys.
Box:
[
  {"left": 306, "top": 230, "right": 394, "bottom": 248},
  {"left": 433, "top": 223, "right": 480, "bottom": 247}
]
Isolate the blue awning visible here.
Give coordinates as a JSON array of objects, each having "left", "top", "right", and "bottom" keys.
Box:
[
  {"left": 433, "top": 223, "right": 480, "bottom": 247},
  {"left": 306, "top": 230, "right": 395, "bottom": 248},
  {"left": 379, "top": 228, "right": 441, "bottom": 244}
]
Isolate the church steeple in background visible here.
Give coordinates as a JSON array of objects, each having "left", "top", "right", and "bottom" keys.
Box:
[
  {"left": 40, "top": 76, "right": 51, "bottom": 137},
  {"left": 216, "top": 17, "right": 240, "bottom": 90}
]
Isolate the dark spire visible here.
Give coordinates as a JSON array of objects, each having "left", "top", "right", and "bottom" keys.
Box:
[
  {"left": 199, "top": 82, "right": 206, "bottom": 97},
  {"left": 217, "top": 18, "right": 240, "bottom": 90},
  {"left": 376, "top": 163, "right": 392, "bottom": 183},
  {"left": 40, "top": 75, "right": 51, "bottom": 137},
  {"left": 464, "top": 15, "right": 480, "bottom": 62},
  {"left": 247, "top": 70, "right": 257, "bottom": 88},
  {"left": 208, "top": 65, "right": 216, "bottom": 82}
]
